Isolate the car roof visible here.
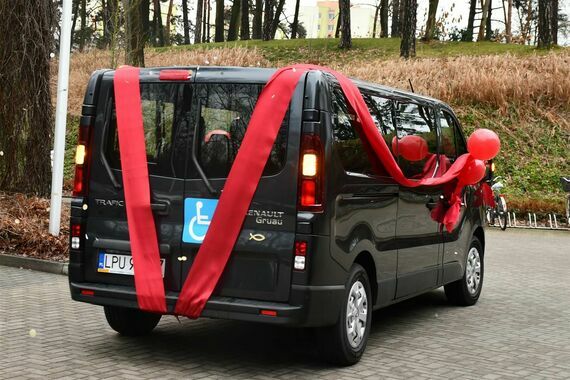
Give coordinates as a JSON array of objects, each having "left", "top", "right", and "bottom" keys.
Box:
[{"left": 105, "top": 66, "right": 450, "bottom": 110}]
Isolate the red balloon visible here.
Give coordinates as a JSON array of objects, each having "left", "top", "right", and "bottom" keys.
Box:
[
  {"left": 393, "top": 135, "right": 429, "bottom": 162},
  {"left": 467, "top": 129, "right": 500, "bottom": 161},
  {"left": 459, "top": 159, "right": 486, "bottom": 185}
]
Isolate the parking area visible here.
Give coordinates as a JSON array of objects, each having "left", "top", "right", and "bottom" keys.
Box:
[{"left": 1, "top": 229, "right": 570, "bottom": 379}]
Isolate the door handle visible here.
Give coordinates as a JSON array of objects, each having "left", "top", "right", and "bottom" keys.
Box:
[
  {"left": 150, "top": 200, "right": 170, "bottom": 215},
  {"left": 425, "top": 195, "right": 444, "bottom": 210}
]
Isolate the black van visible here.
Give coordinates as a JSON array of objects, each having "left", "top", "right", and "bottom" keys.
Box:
[{"left": 69, "top": 66, "right": 486, "bottom": 365}]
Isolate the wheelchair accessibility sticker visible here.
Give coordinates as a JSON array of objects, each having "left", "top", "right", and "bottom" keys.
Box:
[{"left": 183, "top": 198, "right": 218, "bottom": 244}]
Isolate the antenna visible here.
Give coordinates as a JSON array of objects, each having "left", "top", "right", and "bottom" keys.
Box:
[{"left": 408, "top": 79, "right": 415, "bottom": 93}]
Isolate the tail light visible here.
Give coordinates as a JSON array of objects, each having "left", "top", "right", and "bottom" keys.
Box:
[
  {"left": 294, "top": 241, "right": 307, "bottom": 271},
  {"left": 73, "top": 117, "right": 93, "bottom": 196},
  {"left": 71, "top": 223, "right": 82, "bottom": 250},
  {"left": 298, "top": 134, "right": 324, "bottom": 212}
]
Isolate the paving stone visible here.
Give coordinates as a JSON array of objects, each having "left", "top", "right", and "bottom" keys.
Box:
[{"left": 1, "top": 229, "right": 569, "bottom": 379}]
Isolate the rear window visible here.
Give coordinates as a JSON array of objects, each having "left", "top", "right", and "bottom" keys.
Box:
[{"left": 105, "top": 82, "right": 288, "bottom": 178}]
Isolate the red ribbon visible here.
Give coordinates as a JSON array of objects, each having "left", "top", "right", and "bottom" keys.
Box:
[
  {"left": 114, "top": 64, "right": 483, "bottom": 317},
  {"left": 114, "top": 67, "right": 167, "bottom": 313}
]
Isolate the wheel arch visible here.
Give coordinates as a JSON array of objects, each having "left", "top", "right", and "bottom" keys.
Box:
[
  {"left": 473, "top": 225, "right": 485, "bottom": 255},
  {"left": 353, "top": 251, "right": 378, "bottom": 306}
]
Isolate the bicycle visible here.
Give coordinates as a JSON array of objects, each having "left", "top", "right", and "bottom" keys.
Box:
[
  {"left": 486, "top": 176, "right": 508, "bottom": 231},
  {"left": 561, "top": 177, "right": 570, "bottom": 226}
]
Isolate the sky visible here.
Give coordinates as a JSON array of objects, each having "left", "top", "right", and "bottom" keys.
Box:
[{"left": 285, "top": 0, "right": 569, "bottom": 45}]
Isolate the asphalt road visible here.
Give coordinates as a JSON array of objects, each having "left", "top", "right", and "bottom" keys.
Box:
[{"left": 1, "top": 229, "right": 569, "bottom": 379}]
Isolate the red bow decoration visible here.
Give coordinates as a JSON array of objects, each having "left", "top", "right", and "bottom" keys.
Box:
[{"left": 113, "top": 64, "right": 500, "bottom": 318}]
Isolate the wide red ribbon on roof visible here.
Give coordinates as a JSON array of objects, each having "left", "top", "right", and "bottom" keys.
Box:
[{"left": 113, "top": 64, "right": 498, "bottom": 317}]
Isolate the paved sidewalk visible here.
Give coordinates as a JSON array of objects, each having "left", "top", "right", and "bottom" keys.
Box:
[{"left": 1, "top": 229, "right": 570, "bottom": 379}]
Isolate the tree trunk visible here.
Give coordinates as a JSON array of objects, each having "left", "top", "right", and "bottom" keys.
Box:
[
  {"left": 372, "top": 4, "right": 379, "bottom": 37},
  {"left": 270, "top": 0, "right": 286, "bottom": 38},
  {"left": 537, "top": 0, "right": 554, "bottom": 48},
  {"left": 551, "top": 0, "right": 558, "bottom": 45},
  {"left": 140, "top": 0, "right": 150, "bottom": 45},
  {"left": 338, "top": 0, "right": 351, "bottom": 49},
  {"left": 463, "top": 0, "right": 476, "bottom": 41},
  {"left": 485, "top": 0, "right": 493, "bottom": 40},
  {"left": 379, "top": 0, "right": 388, "bottom": 37},
  {"left": 70, "top": 0, "right": 80, "bottom": 48},
  {"left": 240, "top": 0, "right": 250, "bottom": 39},
  {"left": 291, "top": 0, "right": 301, "bottom": 39},
  {"left": 262, "top": 0, "right": 273, "bottom": 40},
  {"left": 153, "top": 0, "right": 165, "bottom": 46},
  {"left": 228, "top": 0, "right": 240, "bottom": 41},
  {"left": 423, "top": 0, "right": 438, "bottom": 41},
  {"left": 400, "top": 0, "right": 417, "bottom": 58},
  {"left": 505, "top": 0, "right": 512, "bottom": 43},
  {"left": 79, "top": 0, "right": 86, "bottom": 51},
  {"left": 165, "top": 0, "right": 174, "bottom": 45},
  {"left": 202, "top": 0, "right": 208, "bottom": 42},
  {"left": 252, "top": 0, "right": 263, "bottom": 38},
  {"left": 391, "top": 0, "right": 400, "bottom": 37},
  {"left": 477, "top": 0, "right": 491, "bottom": 41},
  {"left": 215, "top": 0, "right": 224, "bottom": 41},
  {"left": 182, "top": 0, "right": 190, "bottom": 44},
  {"left": 123, "top": 0, "right": 145, "bottom": 66},
  {"left": 194, "top": 0, "right": 203, "bottom": 43},
  {"left": 0, "top": 1, "right": 55, "bottom": 195}
]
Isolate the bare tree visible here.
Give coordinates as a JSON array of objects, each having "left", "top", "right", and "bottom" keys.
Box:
[
  {"left": 423, "top": 0, "right": 438, "bottom": 41},
  {"left": 485, "top": 0, "right": 493, "bottom": 40},
  {"left": 195, "top": 0, "right": 204, "bottom": 43},
  {"left": 182, "top": 0, "right": 190, "bottom": 44},
  {"left": 215, "top": 0, "right": 225, "bottom": 41},
  {"left": 400, "top": 0, "right": 417, "bottom": 58},
  {"left": 269, "top": 0, "right": 286, "bottom": 38},
  {"left": 464, "top": 0, "right": 477, "bottom": 41},
  {"left": 538, "top": 0, "right": 555, "bottom": 47},
  {"left": 240, "top": 0, "right": 250, "bottom": 39},
  {"left": 0, "top": 1, "right": 55, "bottom": 194},
  {"left": 165, "top": 0, "right": 174, "bottom": 45},
  {"left": 228, "top": 0, "right": 240, "bottom": 41},
  {"left": 502, "top": 0, "right": 513, "bottom": 43},
  {"left": 123, "top": 0, "right": 145, "bottom": 65},
  {"left": 80, "top": 0, "right": 87, "bottom": 50},
  {"left": 338, "top": 0, "right": 351, "bottom": 48},
  {"left": 380, "top": 0, "right": 388, "bottom": 37},
  {"left": 373, "top": 2, "right": 380, "bottom": 37},
  {"left": 153, "top": 0, "right": 165, "bottom": 46},
  {"left": 477, "top": 0, "right": 491, "bottom": 41},
  {"left": 291, "top": 0, "right": 301, "bottom": 39},
  {"left": 252, "top": 0, "right": 263, "bottom": 38},
  {"left": 391, "top": 0, "right": 400, "bottom": 37},
  {"left": 262, "top": 0, "right": 274, "bottom": 40}
]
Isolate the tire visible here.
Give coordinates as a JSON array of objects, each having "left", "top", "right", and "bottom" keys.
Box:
[
  {"left": 444, "top": 237, "right": 484, "bottom": 306},
  {"left": 104, "top": 305, "right": 162, "bottom": 336},
  {"left": 497, "top": 197, "right": 507, "bottom": 231},
  {"left": 317, "top": 264, "right": 372, "bottom": 366}
]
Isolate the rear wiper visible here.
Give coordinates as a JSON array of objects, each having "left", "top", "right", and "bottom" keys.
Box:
[{"left": 192, "top": 116, "right": 218, "bottom": 196}]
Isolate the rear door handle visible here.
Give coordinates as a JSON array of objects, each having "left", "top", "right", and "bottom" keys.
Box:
[{"left": 151, "top": 200, "right": 170, "bottom": 215}]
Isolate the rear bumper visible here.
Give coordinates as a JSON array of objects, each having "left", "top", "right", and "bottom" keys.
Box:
[{"left": 69, "top": 281, "right": 344, "bottom": 327}]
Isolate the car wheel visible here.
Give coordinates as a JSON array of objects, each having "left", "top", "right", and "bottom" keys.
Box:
[
  {"left": 104, "top": 305, "right": 162, "bottom": 336},
  {"left": 317, "top": 263, "right": 372, "bottom": 366},
  {"left": 444, "top": 237, "right": 484, "bottom": 306},
  {"left": 498, "top": 197, "right": 508, "bottom": 231}
]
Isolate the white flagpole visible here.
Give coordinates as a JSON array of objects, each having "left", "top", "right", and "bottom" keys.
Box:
[{"left": 49, "top": 0, "right": 73, "bottom": 236}]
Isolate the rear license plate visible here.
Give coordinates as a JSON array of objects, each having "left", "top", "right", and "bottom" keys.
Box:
[{"left": 97, "top": 252, "right": 165, "bottom": 277}]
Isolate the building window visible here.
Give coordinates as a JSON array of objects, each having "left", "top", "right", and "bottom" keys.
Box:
[{"left": 328, "top": 24, "right": 334, "bottom": 32}]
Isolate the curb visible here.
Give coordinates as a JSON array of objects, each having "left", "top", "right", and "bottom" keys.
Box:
[{"left": 0, "top": 254, "right": 68, "bottom": 275}]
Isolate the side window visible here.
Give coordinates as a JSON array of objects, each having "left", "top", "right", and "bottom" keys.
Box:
[
  {"left": 107, "top": 83, "right": 186, "bottom": 177},
  {"left": 329, "top": 81, "right": 374, "bottom": 175},
  {"left": 444, "top": 111, "right": 467, "bottom": 156},
  {"left": 394, "top": 102, "right": 439, "bottom": 179},
  {"left": 361, "top": 92, "right": 397, "bottom": 159}
]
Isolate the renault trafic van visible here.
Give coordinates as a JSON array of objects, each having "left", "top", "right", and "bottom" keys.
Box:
[{"left": 69, "top": 66, "right": 486, "bottom": 365}]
